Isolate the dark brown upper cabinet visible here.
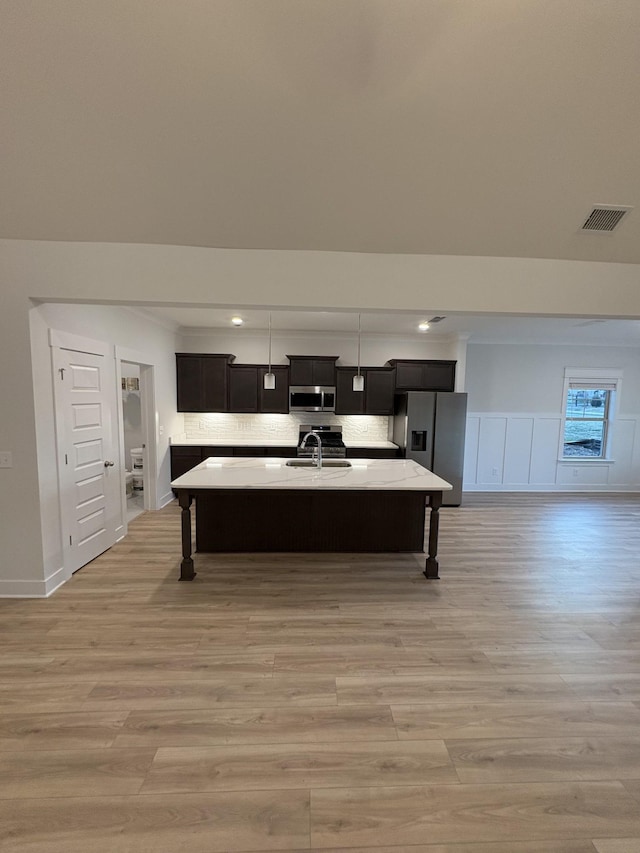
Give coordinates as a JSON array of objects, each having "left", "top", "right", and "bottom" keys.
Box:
[
  {"left": 228, "top": 365, "right": 259, "bottom": 413},
  {"left": 386, "top": 359, "right": 456, "bottom": 392},
  {"left": 364, "top": 367, "right": 396, "bottom": 414},
  {"left": 176, "top": 353, "right": 235, "bottom": 412},
  {"left": 258, "top": 366, "right": 289, "bottom": 413},
  {"left": 228, "top": 365, "right": 291, "bottom": 414},
  {"left": 336, "top": 367, "right": 364, "bottom": 414},
  {"left": 287, "top": 356, "right": 338, "bottom": 386},
  {"left": 335, "top": 367, "right": 396, "bottom": 415}
]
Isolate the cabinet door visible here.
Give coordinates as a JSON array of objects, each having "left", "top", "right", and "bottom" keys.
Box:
[
  {"left": 170, "top": 447, "right": 203, "bottom": 480},
  {"left": 288, "top": 357, "right": 337, "bottom": 386},
  {"left": 422, "top": 361, "right": 456, "bottom": 391},
  {"left": 346, "top": 447, "right": 400, "bottom": 459},
  {"left": 202, "top": 356, "right": 229, "bottom": 411},
  {"left": 176, "top": 354, "right": 231, "bottom": 412},
  {"left": 394, "top": 361, "right": 426, "bottom": 391},
  {"left": 258, "top": 366, "right": 289, "bottom": 413},
  {"left": 233, "top": 446, "right": 266, "bottom": 456},
  {"left": 264, "top": 446, "right": 297, "bottom": 458},
  {"left": 228, "top": 366, "right": 259, "bottom": 412},
  {"left": 335, "top": 368, "right": 364, "bottom": 414},
  {"left": 288, "top": 358, "right": 314, "bottom": 386},
  {"left": 312, "top": 359, "right": 337, "bottom": 385},
  {"left": 176, "top": 355, "right": 203, "bottom": 411},
  {"left": 364, "top": 368, "right": 395, "bottom": 414},
  {"left": 391, "top": 360, "right": 456, "bottom": 392}
]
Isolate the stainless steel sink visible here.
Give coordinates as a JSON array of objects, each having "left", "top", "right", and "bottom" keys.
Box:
[{"left": 285, "top": 459, "right": 352, "bottom": 468}]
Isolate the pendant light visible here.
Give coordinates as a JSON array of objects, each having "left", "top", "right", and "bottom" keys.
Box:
[
  {"left": 263, "top": 312, "right": 276, "bottom": 389},
  {"left": 352, "top": 313, "right": 365, "bottom": 392}
]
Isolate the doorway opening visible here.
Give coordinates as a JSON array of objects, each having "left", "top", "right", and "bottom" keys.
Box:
[
  {"left": 115, "top": 352, "right": 158, "bottom": 537},
  {"left": 121, "top": 362, "right": 145, "bottom": 523}
]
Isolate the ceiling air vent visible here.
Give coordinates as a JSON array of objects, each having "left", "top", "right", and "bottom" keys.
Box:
[
  {"left": 580, "top": 205, "right": 633, "bottom": 232},
  {"left": 428, "top": 316, "right": 446, "bottom": 323}
]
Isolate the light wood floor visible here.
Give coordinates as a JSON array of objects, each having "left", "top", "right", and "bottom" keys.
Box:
[{"left": 1, "top": 493, "right": 640, "bottom": 852}]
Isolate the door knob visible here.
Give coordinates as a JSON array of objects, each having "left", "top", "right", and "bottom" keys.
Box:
[{"left": 104, "top": 460, "right": 115, "bottom": 467}]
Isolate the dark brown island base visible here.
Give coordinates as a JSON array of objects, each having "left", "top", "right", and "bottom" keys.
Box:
[{"left": 170, "top": 457, "right": 452, "bottom": 582}]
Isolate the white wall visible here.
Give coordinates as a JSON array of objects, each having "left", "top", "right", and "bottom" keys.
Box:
[
  {"left": 2, "top": 238, "right": 640, "bottom": 594},
  {"left": 464, "top": 343, "right": 640, "bottom": 491},
  {"left": 178, "top": 329, "right": 461, "bottom": 365},
  {"left": 27, "top": 303, "right": 181, "bottom": 593}
]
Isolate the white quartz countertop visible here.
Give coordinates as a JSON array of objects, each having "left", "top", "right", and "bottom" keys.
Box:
[
  {"left": 171, "top": 438, "right": 399, "bottom": 449},
  {"left": 171, "top": 456, "right": 452, "bottom": 491}
]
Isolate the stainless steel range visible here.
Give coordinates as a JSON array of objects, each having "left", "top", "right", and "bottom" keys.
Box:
[{"left": 297, "top": 424, "right": 346, "bottom": 458}]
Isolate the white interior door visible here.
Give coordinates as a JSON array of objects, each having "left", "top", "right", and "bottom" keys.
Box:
[{"left": 53, "top": 347, "right": 118, "bottom": 573}]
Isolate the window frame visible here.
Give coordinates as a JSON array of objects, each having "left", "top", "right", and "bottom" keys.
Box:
[{"left": 558, "top": 367, "right": 622, "bottom": 463}]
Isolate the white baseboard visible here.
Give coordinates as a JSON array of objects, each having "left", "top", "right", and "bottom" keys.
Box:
[
  {"left": 159, "top": 491, "right": 175, "bottom": 508},
  {"left": 0, "top": 565, "right": 69, "bottom": 598},
  {"left": 465, "top": 484, "right": 640, "bottom": 493}
]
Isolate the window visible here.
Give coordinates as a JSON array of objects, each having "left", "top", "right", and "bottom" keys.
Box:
[{"left": 561, "top": 369, "right": 622, "bottom": 460}]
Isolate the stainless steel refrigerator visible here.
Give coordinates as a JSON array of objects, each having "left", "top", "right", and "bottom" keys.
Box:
[{"left": 392, "top": 392, "right": 467, "bottom": 506}]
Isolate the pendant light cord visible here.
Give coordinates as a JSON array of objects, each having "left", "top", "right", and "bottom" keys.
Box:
[
  {"left": 268, "top": 312, "right": 272, "bottom": 373},
  {"left": 357, "top": 313, "right": 361, "bottom": 377}
]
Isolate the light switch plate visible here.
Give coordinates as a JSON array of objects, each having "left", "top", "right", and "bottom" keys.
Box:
[{"left": 0, "top": 451, "right": 13, "bottom": 468}]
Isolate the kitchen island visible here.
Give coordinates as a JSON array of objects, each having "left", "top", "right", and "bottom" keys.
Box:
[{"left": 170, "top": 457, "right": 452, "bottom": 582}]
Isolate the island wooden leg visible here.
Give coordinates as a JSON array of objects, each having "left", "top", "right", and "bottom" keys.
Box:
[
  {"left": 178, "top": 491, "right": 196, "bottom": 581},
  {"left": 424, "top": 491, "right": 442, "bottom": 579}
]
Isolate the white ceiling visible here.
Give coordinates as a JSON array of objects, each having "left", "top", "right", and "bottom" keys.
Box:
[
  {"left": 2, "top": 1, "right": 640, "bottom": 262},
  {"left": 139, "top": 306, "right": 640, "bottom": 346}
]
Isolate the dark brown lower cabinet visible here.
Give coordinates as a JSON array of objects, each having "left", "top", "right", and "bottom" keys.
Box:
[
  {"left": 235, "top": 446, "right": 298, "bottom": 457},
  {"left": 346, "top": 447, "right": 400, "bottom": 459},
  {"left": 171, "top": 445, "right": 298, "bottom": 484},
  {"left": 171, "top": 446, "right": 234, "bottom": 489},
  {"left": 170, "top": 447, "right": 203, "bottom": 480},
  {"left": 233, "top": 446, "right": 266, "bottom": 456},
  {"left": 265, "top": 446, "right": 297, "bottom": 457}
]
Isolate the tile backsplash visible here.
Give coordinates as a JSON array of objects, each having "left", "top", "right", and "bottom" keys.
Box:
[{"left": 183, "top": 413, "right": 391, "bottom": 443}]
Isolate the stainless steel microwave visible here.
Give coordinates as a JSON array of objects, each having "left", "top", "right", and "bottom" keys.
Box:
[{"left": 289, "top": 386, "right": 336, "bottom": 413}]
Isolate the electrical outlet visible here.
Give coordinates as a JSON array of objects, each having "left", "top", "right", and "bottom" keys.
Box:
[
  {"left": 573, "top": 468, "right": 579, "bottom": 477},
  {"left": 492, "top": 467, "right": 499, "bottom": 476},
  {"left": 0, "top": 451, "right": 13, "bottom": 468}
]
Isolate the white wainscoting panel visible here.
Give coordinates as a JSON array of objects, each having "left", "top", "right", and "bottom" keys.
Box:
[
  {"left": 463, "top": 416, "right": 480, "bottom": 485},
  {"left": 503, "top": 418, "right": 534, "bottom": 485},
  {"left": 530, "top": 418, "right": 562, "bottom": 485},
  {"left": 464, "top": 412, "right": 640, "bottom": 492},
  {"left": 608, "top": 418, "right": 636, "bottom": 485},
  {"left": 556, "top": 463, "right": 610, "bottom": 486},
  {"left": 476, "top": 417, "right": 507, "bottom": 485}
]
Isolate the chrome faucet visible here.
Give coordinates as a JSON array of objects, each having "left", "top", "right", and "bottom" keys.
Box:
[{"left": 301, "top": 431, "right": 323, "bottom": 468}]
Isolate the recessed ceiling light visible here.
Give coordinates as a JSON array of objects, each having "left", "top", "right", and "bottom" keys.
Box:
[
  {"left": 231, "top": 316, "right": 243, "bottom": 326},
  {"left": 418, "top": 322, "right": 430, "bottom": 331}
]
